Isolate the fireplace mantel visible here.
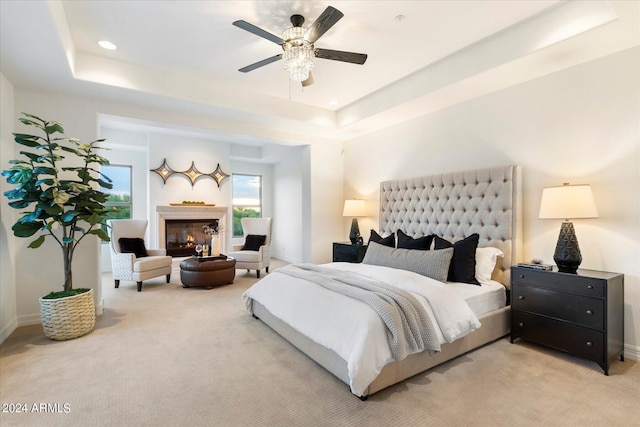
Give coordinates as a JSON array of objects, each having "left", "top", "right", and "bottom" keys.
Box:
[{"left": 156, "top": 205, "right": 228, "bottom": 254}]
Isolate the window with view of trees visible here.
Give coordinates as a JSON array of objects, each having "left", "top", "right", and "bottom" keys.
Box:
[
  {"left": 233, "top": 174, "right": 262, "bottom": 237},
  {"left": 101, "top": 165, "right": 132, "bottom": 238}
]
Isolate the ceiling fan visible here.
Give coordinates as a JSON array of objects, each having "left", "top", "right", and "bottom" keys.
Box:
[{"left": 233, "top": 6, "right": 367, "bottom": 87}]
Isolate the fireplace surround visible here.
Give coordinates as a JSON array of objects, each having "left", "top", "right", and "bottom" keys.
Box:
[{"left": 156, "top": 205, "right": 227, "bottom": 257}]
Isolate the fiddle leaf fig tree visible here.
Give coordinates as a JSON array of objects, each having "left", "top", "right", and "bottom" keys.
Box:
[{"left": 2, "top": 113, "right": 114, "bottom": 297}]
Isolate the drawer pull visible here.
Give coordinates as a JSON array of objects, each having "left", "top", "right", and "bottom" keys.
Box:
[
  {"left": 586, "top": 310, "right": 593, "bottom": 315},
  {"left": 586, "top": 341, "right": 593, "bottom": 347},
  {"left": 587, "top": 285, "right": 594, "bottom": 289},
  {"left": 518, "top": 296, "right": 525, "bottom": 300},
  {"left": 518, "top": 322, "right": 524, "bottom": 327},
  {"left": 519, "top": 275, "right": 525, "bottom": 278}
]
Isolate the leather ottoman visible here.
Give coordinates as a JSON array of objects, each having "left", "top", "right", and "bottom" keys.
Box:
[{"left": 180, "top": 256, "right": 236, "bottom": 289}]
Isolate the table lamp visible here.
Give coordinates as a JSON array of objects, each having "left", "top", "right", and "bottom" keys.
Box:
[
  {"left": 538, "top": 183, "right": 598, "bottom": 273},
  {"left": 343, "top": 199, "right": 366, "bottom": 244}
]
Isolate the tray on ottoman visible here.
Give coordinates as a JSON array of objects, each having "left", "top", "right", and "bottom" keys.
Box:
[
  {"left": 195, "top": 255, "right": 228, "bottom": 262},
  {"left": 180, "top": 256, "right": 235, "bottom": 289}
]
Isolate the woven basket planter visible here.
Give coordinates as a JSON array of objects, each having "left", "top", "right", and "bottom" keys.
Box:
[{"left": 39, "top": 289, "right": 96, "bottom": 341}]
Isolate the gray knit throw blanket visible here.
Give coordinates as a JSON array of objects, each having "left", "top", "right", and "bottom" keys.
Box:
[{"left": 276, "top": 264, "right": 441, "bottom": 360}]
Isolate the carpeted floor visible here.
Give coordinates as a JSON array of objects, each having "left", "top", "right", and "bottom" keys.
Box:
[{"left": 1, "top": 259, "right": 638, "bottom": 427}]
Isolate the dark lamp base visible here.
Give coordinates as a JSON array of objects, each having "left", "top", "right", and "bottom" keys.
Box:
[
  {"left": 349, "top": 218, "right": 361, "bottom": 244},
  {"left": 553, "top": 221, "right": 582, "bottom": 274},
  {"left": 556, "top": 264, "right": 580, "bottom": 274}
]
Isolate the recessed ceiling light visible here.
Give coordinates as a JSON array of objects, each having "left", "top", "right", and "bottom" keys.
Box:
[
  {"left": 98, "top": 40, "right": 117, "bottom": 51},
  {"left": 328, "top": 100, "right": 338, "bottom": 106}
]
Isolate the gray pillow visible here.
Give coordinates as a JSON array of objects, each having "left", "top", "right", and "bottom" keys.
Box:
[{"left": 362, "top": 241, "right": 454, "bottom": 282}]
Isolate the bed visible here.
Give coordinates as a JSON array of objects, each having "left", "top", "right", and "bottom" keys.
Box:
[{"left": 243, "top": 165, "right": 522, "bottom": 398}]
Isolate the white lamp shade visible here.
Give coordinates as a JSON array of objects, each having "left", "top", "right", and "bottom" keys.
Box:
[
  {"left": 343, "top": 199, "right": 366, "bottom": 217},
  {"left": 539, "top": 184, "right": 599, "bottom": 220}
]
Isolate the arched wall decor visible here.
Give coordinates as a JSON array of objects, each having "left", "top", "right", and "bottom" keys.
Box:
[{"left": 150, "top": 158, "right": 230, "bottom": 187}]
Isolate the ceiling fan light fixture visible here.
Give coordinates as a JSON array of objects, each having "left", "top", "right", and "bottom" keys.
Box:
[
  {"left": 282, "top": 25, "right": 306, "bottom": 41},
  {"left": 281, "top": 26, "right": 315, "bottom": 82},
  {"left": 234, "top": 6, "right": 365, "bottom": 86},
  {"left": 283, "top": 44, "right": 315, "bottom": 81}
]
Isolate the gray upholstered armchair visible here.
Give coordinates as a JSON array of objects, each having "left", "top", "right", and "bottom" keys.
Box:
[
  {"left": 107, "top": 219, "right": 173, "bottom": 291},
  {"left": 227, "top": 217, "right": 272, "bottom": 278}
]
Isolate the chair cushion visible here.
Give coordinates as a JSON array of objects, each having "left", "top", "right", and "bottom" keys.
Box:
[
  {"left": 230, "top": 250, "right": 261, "bottom": 263},
  {"left": 119, "top": 238, "right": 148, "bottom": 258},
  {"left": 242, "top": 234, "right": 266, "bottom": 251},
  {"left": 133, "top": 255, "right": 172, "bottom": 272}
]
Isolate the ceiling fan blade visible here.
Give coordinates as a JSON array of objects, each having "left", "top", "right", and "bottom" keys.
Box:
[
  {"left": 238, "top": 55, "right": 282, "bottom": 73},
  {"left": 305, "top": 6, "right": 344, "bottom": 43},
  {"left": 301, "top": 72, "right": 314, "bottom": 87},
  {"left": 233, "top": 20, "right": 284, "bottom": 45},
  {"left": 315, "top": 48, "right": 367, "bottom": 65}
]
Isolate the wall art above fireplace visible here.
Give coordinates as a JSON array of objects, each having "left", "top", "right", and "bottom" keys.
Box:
[{"left": 150, "top": 158, "right": 230, "bottom": 187}]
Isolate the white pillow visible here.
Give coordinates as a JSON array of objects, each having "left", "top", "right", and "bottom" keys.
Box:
[{"left": 475, "top": 247, "right": 504, "bottom": 284}]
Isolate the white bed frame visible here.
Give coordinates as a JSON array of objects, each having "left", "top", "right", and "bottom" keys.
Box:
[{"left": 253, "top": 165, "right": 522, "bottom": 398}]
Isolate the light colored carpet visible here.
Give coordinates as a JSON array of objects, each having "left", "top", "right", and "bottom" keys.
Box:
[{"left": 1, "top": 259, "right": 638, "bottom": 427}]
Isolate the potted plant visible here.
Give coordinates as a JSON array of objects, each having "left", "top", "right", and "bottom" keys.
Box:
[{"left": 2, "top": 113, "right": 113, "bottom": 340}]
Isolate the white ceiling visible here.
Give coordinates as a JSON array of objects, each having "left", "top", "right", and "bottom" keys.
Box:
[{"left": 1, "top": 1, "right": 638, "bottom": 147}]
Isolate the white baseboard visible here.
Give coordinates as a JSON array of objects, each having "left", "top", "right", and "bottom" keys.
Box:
[
  {"left": 270, "top": 253, "right": 302, "bottom": 264},
  {"left": 17, "top": 313, "right": 41, "bottom": 327},
  {"left": 16, "top": 305, "right": 104, "bottom": 328},
  {"left": 0, "top": 318, "right": 18, "bottom": 345},
  {"left": 624, "top": 343, "right": 640, "bottom": 361}
]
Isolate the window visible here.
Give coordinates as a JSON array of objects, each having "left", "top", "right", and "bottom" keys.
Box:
[
  {"left": 101, "top": 165, "right": 132, "bottom": 237},
  {"left": 232, "top": 174, "right": 262, "bottom": 237}
]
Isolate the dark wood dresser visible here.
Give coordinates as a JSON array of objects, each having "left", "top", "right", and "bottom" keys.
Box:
[
  {"left": 332, "top": 242, "right": 367, "bottom": 263},
  {"left": 510, "top": 266, "right": 624, "bottom": 375}
]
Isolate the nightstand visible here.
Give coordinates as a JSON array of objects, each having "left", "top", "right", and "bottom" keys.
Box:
[
  {"left": 510, "top": 266, "right": 624, "bottom": 375},
  {"left": 332, "top": 242, "right": 367, "bottom": 263}
]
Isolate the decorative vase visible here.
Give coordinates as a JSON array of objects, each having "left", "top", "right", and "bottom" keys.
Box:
[{"left": 39, "top": 289, "right": 96, "bottom": 340}]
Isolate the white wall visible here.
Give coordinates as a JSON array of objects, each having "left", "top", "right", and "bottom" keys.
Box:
[
  {"left": 0, "top": 72, "right": 17, "bottom": 343},
  {"left": 343, "top": 47, "right": 640, "bottom": 356},
  {"left": 272, "top": 146, "right": 306, "bottom": 263},
  {"left": 308, "top": 142, "right": 345, "bottom": 263},
  {"left": 147, "top": 133, "right": 232, "bottom": 250}
]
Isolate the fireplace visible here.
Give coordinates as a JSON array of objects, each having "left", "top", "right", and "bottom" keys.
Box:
[
  {"left": 156, "top": 205, "right": 227, "bottom": 257},
  {"left": 165, "top": 219, "right": 219, "bottom": 257}
]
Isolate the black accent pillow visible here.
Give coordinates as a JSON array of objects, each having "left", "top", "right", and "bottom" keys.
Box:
[
  {"left": 434, "top": 234, "right": 480, "bottom": 285},
  {"left": 368, "top": 229, "right": 395, "bottom": 248},
  {"left": 242, "top": 234, "right": 267, "bottom": 251},
  {"left": 397, "top": 229, "right": 434, "bottom": 250},
  {"left": 118, "top": 237, "right": 148, "bottom": 258}
]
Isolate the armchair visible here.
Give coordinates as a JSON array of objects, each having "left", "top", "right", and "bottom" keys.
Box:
[
  {"left": 227, "top": 217, "right": 272, "bottom": 278},
  {"left": 107, "top": 219, "right": 173, "bottom": 291}
]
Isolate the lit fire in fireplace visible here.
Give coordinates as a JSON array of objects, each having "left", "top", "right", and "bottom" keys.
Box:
[{"left": 165, "top": 218, "right": 219, "bottom": 257}]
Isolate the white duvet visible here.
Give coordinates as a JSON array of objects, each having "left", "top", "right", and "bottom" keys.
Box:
[{"left": 242, "top": 262, "right": 481, "bottom": 396}]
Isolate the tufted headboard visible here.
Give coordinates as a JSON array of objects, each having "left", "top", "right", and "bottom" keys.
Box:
[{"left": 379, "top": 165, "right": 522, "bottom": 287}]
